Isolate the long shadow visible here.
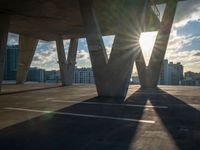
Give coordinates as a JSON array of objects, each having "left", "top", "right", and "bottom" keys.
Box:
[
  {"left": 0, "top": 93, "right": 146, "bottom": 150},
  {"left": 1, "top": 88, "right": 198, "bottom": 149},
  {"left": 146, "top": 88, "right": 200, "bottom": 150},
  {"left": 0, "top": 85, "right": 62, "bottom": 95}
]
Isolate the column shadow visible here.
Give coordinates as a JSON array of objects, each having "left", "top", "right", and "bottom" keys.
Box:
[
  {"left": 147, "top": 88, "right": 200, "bottom": 150},
  {"left": 0, "top": 88, "right": 199, "bottom": 150},
  {"left": 0, "top": 93, "right": 146, "bottom": 150},
  {"left": 0, "top": 85, "right": 61, "bottom": 95}
]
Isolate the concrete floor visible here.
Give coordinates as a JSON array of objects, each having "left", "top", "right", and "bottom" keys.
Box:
[
  {"left": 0, "top": 84, "right": 199, "bottom": 150},
  {"left": 1, "top": 82, "right": 61, "bottom": 94}
]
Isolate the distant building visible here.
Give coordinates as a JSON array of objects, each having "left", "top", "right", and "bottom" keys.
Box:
[
  {"left": 181, "top": 71, "right": 200, "bottom": 86},
  {"left": 27, "top": 67, "right": 45, "bottom": 82},
  {"left": 185, "top": 71, "right": 200, "bottom": 80},
  {"left": 168, "top": 62, "right": 183, "bottom": 85},
  {"left": 74, "top": 68, "right": 94, "bottom": 84},
  {"left": 159, "top": 59, "right": 169, "bottom": 85},
  {"left": 45, "top": 70, "right": 60, "bottom": 83},
  {"left": 159, "top": 60, "right": 183, "bottom": 85},
  {"left": 44, "top": 68, "right": 95, "bottom": 84},
  {"left": 3, "top": 45, "right": 19, "bottom": 80}
]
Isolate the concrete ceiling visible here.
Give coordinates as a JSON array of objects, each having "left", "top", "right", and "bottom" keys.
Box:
[{"left": 0, "top": 0, "right": 171, "bottom": 41}]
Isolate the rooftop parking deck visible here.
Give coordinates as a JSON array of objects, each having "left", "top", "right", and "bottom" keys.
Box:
[{"left": 0, "top": 84, "right": 199, "bottom": 150}]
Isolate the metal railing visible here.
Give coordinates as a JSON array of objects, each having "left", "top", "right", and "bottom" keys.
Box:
[{"left": 150, "top": 0, "right": 160, "bottom": 19}]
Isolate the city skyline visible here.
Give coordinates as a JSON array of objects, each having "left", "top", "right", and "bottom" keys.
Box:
[
  {"left": 4, "top": 46, "right": 195, "bottom": 86},
  {"left": 6, "top": 0, "right": 200, "bottom": 73},
  {"left": 3, "top": 45, "right": 198, "bottom": 86},
  {"left": 4, "top": 44, "right": 200, "bottom": 86}
]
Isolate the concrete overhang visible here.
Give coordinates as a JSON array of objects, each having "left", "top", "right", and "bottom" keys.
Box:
[{"left": 0, "top": 0, "right": 183, "bottom": 41}]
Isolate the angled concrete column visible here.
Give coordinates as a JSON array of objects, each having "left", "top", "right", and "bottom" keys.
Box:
[
  {"left": 0, "top": 14, "right": 10, "bottom": 92},
  {"left": 103, "top": 35, "right": 137, "bottom": 97},
  {"left": 147, "top": 0, "right": 178, "bottom": 88},
  {"left": 65, "top": 38, "right": 78, "bottom": 85},
  {"left": 16, "top": 35, "right": 38, "bottom": 84},
  {"left": 79, "top": 0, "right": 143, "bottom": 98},
  {"left": 135, "top": 49, "right": 147, "bottom": 87},
  {"left": 56, "top": 37, "right": 68, "bottom": 86},
  {"left": 136, "top": 0, "right": 178, "bottom": 88},
  {"left": 79, "top": 0, "right": 108, "bottom": 96}
]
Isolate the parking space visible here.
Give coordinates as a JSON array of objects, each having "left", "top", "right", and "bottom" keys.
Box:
[{"left": 0, "top": 85, "right": 199, "bottom": 150}]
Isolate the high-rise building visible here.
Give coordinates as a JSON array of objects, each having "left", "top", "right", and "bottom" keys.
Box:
[
  {"left": 159, "top": 60, "right": 183, "bottom": 85},
  {"left": 3, "top": 45, "right": 19, "bottom": 80},
  {"left": 159, "top": 59, "right": 169, "bottom": 85},
  {"left": 27, "top": 67, "right": 45, "bottom": 82},
  {"left": 74, "top": 68, "right": 94, "bottom": 84},
  {"left": 168, "top": 62, "right": 183, "bottom": 85}
]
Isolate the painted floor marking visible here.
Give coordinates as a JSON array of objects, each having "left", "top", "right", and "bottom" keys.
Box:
[
  {"left": 51, "top": 100, "right": 168, "bottom": 109},
  {"left": 4, "top": 107, "right": 155, "bottom": 124}
]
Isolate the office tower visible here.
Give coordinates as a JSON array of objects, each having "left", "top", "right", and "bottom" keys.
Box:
[
  {"left": 27, "top": 67, "right": 45, "bottom": 82},
  {"left": 74, "top": 68, "right": 94, "bottom": 84},
  {"left": 168, "top": 62, "right": 183, "bottom": 85},
  {"left": 4, "top": 45, "right": 19, "bottom": 80}
]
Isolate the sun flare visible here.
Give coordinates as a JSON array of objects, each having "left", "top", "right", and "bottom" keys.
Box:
[{"left": 139, "top": 32, "right": 158, "bottom": 65}]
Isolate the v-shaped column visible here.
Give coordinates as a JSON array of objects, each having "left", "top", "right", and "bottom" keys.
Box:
[
  {"left": 16, "top": 35, "right": 39, "bottom": 84},
  {"left": 65, "top": 38, "right": 78, "bottom": 85},
  {"left": 56, "top": 37, "right": 78, "bottom": 86},
  {"left": 136, "top": 0, "right": 178, "bottom": 88},
  {"left": 79, "top": 0, "right": 145, "bottom": 98}
]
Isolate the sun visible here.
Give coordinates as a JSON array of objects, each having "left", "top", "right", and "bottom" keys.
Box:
[{"left": 139, "top": 32, "right": 158, "bottom": 65}]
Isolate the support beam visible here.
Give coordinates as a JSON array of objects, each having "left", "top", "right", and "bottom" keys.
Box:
[
  {"left": 148, "top": 0, "right": 178, "bottom": 88},
  {"left": 65, "top": 38, "right": 78, "bottom": 85},
  {"left": 79, "top": 0, "right": 108, "bottom": 96},
  {"left": 135, "top": 49, "right": 147, "bottom": 87},
  {"left": 16, "top": 35, "right": 38, "bottom": 84},
  {"left": 0, "top": 14, "right": 10, "bottom": 93},
  {"left": 103, "top": 33, "right": 137, "bottom": 97},
  {"left": 136, "top": 0, "right": 178, "bottom": 88},
  {"left": 56, "top": 37, "right": 68, "bottom": 86},
  {"left": 79, "top": 0, "right": 145, "bottom": 98}
]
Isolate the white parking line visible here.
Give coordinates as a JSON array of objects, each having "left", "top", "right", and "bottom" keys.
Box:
[
  {"left": 51, "top": 100, "right": 168, "bottom": 109},
  {"left": 4, "top": 107, "right": 155, "bottom": 124}
]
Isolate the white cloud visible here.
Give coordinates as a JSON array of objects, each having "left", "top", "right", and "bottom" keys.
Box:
[
  {"left": 76, "top": 50, "right": 91, "bottom": 68},
  {"left": 156, "top": 1, "right": 200, "bottom": 28},
  {"left": 77, "top": 49, "right": 90, "bottom": 60},
  {"left": 173, "top": 0, "right": 200, "bottom": 27},
  {"left": 166, "top": 49, "right": 200, "bottom": 72},
  {"left": 167, "top": 28, "right": 200, "bottom": 51},
  {"left": 165, "top": 29, "right": 200, "bottom": 72},
  {"left": 31, "top": 41, "right": 59, "bottom": 70}
]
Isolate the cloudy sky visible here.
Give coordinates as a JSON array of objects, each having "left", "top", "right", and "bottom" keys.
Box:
[{"left": 7, "top": 0, "right": 200, "bottom": 73}]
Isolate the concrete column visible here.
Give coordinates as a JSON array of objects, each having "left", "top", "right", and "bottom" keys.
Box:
[
  {"left": 79, "top": 0, "right": 144, "bottom": 98},
  {"left": 103, "top": 33, "right": 137, "bottom": 97},
  {"left": 56, "top": 37, "right": 68, "bottom": 86},
  {"left": 135, "top": 49, "right": 147, "bottom": 87},
  {"left": 147, "top": 0, "right": 178, "bottom": 88},
  {"left": 79, "top": 0, "right": 109, "bottom": 96},
  {"left": 135, "top": 0, "right": 178, "bottom": 88},
  {"left": 0, "top": 14, "right": 10, "bottom": 92},
  {"left": 16, "top": 35, "right": 38, "bottom": 84},
  {"left": 65, "top": 38, "right": 78, "bottom": 85}
]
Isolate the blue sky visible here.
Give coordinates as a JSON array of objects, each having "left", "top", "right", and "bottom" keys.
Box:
[{"left": 7, "top": 0, "right": 200, "bottom": 73}]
